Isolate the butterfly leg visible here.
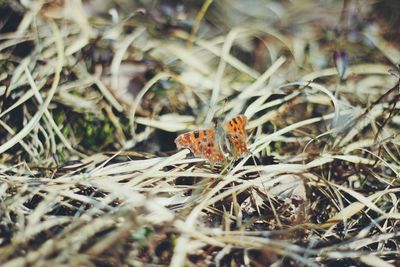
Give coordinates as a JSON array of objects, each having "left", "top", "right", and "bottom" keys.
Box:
[{"left": 218, "top": 157, "right": 235, "bottom": 174}]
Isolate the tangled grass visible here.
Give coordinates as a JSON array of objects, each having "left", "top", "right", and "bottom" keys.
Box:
[{"left": 0, "top": 0, "right": 399, "bottom": 266}]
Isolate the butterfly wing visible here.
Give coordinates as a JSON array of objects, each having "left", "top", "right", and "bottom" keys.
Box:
[
  {"left": 225, "top": 115, "right": 249, "bottom": 158},
  {"left": 175, "top": 129, "right": 225, "bottom": 164}
]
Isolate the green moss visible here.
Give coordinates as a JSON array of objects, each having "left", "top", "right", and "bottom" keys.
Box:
[{"left": 53, "top": 107, "right": 121, "bottom": 153}]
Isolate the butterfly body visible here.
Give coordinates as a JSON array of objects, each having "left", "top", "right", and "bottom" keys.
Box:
[{"left": 175, "top": 115, "right": 249, "bottom": 164}]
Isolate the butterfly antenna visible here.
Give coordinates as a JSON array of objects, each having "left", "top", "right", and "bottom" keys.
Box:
[
  {"left": 209, "top": 97, "right": 229, "bottom": 124},
  {"left": 222, "top": 97, "right": 228, "bottom": 113},
  {"left": 218, "top": 97, "right": 231, "bottom": 118}
]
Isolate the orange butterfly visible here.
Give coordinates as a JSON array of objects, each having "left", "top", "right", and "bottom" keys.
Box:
[{"left": 175, "top": 115, "right": 249, "bottom": 164}]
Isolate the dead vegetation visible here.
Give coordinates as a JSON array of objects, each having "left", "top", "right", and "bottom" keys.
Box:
[{"left": 0, "top": 0, "right": 399, "bottom": 266}]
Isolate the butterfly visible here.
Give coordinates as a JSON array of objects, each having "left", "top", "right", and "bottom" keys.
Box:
[{"left": 175, "top": 115, "right": 249, "bottom": 164}]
